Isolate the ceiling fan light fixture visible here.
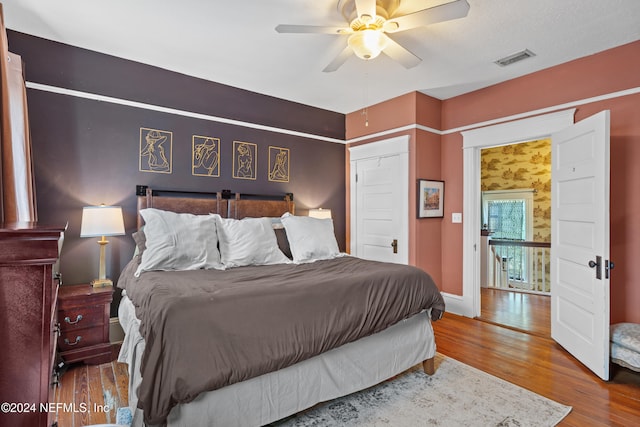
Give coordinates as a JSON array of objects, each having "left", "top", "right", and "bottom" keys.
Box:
[
  {"left": 279, "top": 0, "right": 470, "bottom": 71},
  {"left": 348, "top": 29, "right": 387, "bottom": 60}
]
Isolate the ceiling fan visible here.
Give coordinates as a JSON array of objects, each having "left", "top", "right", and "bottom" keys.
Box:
[{"left": 275, "top": 0, "right": 470, "bottom": 72}]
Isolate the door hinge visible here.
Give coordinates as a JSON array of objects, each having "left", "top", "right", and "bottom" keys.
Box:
[{"left": 355, "top": 173, "right": 358, "bottom": 183}]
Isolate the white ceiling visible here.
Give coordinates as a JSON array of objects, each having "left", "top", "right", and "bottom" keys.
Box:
[{"left": 3, "top": 0, "right": 640, "bottom": 114}]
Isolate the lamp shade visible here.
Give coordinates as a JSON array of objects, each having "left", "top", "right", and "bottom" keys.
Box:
[
  {"left": 308, "top": 208, "right": 332, "bottom": 220},
  {"left": 348, "top": 29, "right": 387, "bottom": 60},
  {"left": 80, "top": 205, "right": 125, "bottom": 237}
]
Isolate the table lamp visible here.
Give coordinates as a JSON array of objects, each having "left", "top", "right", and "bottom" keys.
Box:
[
  {"left": 80, "top": 205, "right": 125, "bottom": 287},
  {"left": 308, "top": 208, "right": 332, "bottom": 219}
]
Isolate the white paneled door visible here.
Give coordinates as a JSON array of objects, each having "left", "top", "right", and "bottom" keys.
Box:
[
  {"left": 349, "top": 136, "right": 408, "bottom": 265},
  {"left": 551, "top": 110, "right": 611, "bottom": 380}
]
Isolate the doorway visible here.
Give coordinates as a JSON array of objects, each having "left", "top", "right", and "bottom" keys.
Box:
[
  {"left": 458, "top": 109, "right": 575, "bottom": 318},
  {"left": 477, "top": 139, "right": 552, "bottom": 337},
  {"left": 461, "top": 109, "right": 612, "bottom": 380},
  {"left": 349, "top": 135, "right": 409, "bottom": 264}
]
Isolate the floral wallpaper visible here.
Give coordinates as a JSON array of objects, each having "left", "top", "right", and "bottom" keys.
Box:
[
  {"left": 481, "top": 138, "right": 551, "bottom": 242},
  {"left": 481, "top": 139, "right": 551, "bottom": 292}
]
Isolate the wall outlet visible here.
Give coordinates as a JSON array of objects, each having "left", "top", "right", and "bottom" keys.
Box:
[{"left": 452, "top": 213, "right": 463, "bottom": 223}]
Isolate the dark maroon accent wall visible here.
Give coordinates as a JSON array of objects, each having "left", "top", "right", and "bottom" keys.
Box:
[
  {"left": 9, "top": 31, "right": 344, "bottom": 139},
  {"left": 8, "top": 31, "right": 346, "bottom": 316}
]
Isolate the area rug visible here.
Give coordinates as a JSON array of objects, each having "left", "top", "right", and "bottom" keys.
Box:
[{"left": 272, "top": 353, "right": 571, "bottom": 426}]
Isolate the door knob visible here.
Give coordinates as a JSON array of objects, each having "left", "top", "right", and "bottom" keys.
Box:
[
  {"left": 588, "top": 256, "right": 602, "bottom": 280},
  {"left": 391, "top": 239, "right": 398, "bottom": 254}
]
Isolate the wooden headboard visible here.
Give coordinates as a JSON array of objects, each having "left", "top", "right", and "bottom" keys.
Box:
[
  {"left": 228, "top": 193, "right": 294, "bottom": 219},
  {"left": 136, "top": 185, "right": 294, "bottom": 228}
]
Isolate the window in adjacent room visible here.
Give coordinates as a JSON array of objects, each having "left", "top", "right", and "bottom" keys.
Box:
[{"left": 482, "top": 189, "right": 534, "bottom": 282}]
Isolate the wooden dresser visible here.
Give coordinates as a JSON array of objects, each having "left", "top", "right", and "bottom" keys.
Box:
[{"left": 0, "top": 222, "right": 66, "bottom": 427}]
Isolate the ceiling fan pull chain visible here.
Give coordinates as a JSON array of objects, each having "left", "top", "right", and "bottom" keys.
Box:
[{"left": 362, "top": 71, "right": 369, "bottom": 127}]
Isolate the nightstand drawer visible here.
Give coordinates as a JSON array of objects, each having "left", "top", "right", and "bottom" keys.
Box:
[
  {"left": 58, "top": 327, "right": 105, "bottom": 352},
  {"left": 57, "top": 283, "right": 113, "bottom": 365},
  {"left": 59, "top": 306, "right": 104, "bottom": 332}
]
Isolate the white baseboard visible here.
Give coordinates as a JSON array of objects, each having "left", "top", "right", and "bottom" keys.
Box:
[
  {"left": 442, "top": 292, "right": 472, "bottom": 317},
  {"left": 110, "top": 317, "right": 124, "bottom": 344}
]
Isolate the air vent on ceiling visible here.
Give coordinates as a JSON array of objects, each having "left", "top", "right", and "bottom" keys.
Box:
[{"left": 494, "top": 49, "right": 536, "bottom": 67}]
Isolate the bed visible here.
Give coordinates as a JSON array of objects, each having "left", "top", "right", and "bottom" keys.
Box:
[{"left": 118, "top": 186, "right": 445, "bottom": 427}]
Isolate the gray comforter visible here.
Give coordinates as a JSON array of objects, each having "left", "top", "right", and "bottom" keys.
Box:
[{"left": 118, "top": 256, "right": 445, "bottom": 425}]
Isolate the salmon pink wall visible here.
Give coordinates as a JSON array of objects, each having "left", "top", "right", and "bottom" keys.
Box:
[
  {"left": 414, "top": 129, "right": 442, "bottom": 286},
  {"left": 441, "top": 40, "right": 640, "bottom": 324},
  {"left": 346, "top": 40, "right": 640, "bottom": 323},
  {"left": 442, "top": 41, "right": 640, "bottom": 130},
  {"left": 413, "top": 93, "right": 442, "bottom": 286},
  {"left": 346, "top": 92, "right": 416, "bottom": 140},
  {"left": 439, "top": 132, "right": 463, "bottom": 295},
  {"left": 346, "top": 92, "right": 444, "bottom": 288}
]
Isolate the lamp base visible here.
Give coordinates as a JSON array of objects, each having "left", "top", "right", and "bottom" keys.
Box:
[{"left": 91, "top": 278, "right": 113, "bottom": 288}]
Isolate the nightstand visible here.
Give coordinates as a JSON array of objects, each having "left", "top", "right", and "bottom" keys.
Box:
[{"left": 57, "top": 284, "right": 113, "bottom": 365}]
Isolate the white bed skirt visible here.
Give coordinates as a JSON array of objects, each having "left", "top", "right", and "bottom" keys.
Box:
[{"left": 118, "top": 294, "right": 435, "bottom": 427}]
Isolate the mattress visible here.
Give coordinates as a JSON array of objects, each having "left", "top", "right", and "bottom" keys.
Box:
[{"left": 118, "top": 293, "right": 435, "bottom": 427}]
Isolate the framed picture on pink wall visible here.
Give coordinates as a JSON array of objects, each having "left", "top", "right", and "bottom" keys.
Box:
[{"left": 418, "top": 179, "right": 444, "bottom": 218}]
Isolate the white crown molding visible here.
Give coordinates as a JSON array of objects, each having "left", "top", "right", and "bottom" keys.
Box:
[
  {"left": 27, "top": 82, "right": 639, "bottom": 146},
  {"left": 347, "top": 86, "right": 640, "bottom": 143},
  {"left": 25, "top": 82, "right": 346, "bottom": 144}
]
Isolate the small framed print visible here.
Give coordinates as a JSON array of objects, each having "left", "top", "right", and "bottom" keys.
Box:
[
  {"left": 232, "top": 141, "right": 257, "bottom": 180},
  {"left": 268, "top": 146, "right": 290, "bottom": 182},
  {"left": 192, "top": 135, "right": 220, "bottom": 177},
  {"left": 418, "top": 179, "right": 444, "bottom": 218},
  {"left": 139, "top": 127, "right": 172, "bottom": 174}
]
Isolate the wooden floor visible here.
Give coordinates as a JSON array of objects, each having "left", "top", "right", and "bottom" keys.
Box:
[
  {"left": 433, "top": 313, "right": 640, "bottom": 426},
  {"left": 54, "top": 347, "right": 128, "bottom": 427},
  {"left": 58, "top": 315, "right": 640, "bottom": 426},
  {"left": 479, "top": 287, "right": 551, "bottom": 337}
]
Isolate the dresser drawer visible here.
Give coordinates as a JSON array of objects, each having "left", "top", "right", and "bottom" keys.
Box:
[
  {"left": 58, "top": 326, "right": 105, "bottom": 352},
  {"left": 59, "top": 306, "right": 104, "bottom": 332}
]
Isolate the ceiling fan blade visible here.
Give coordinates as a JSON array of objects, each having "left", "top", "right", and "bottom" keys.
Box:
[
  {"left": 275, "top": 24, "right": 349, "bottom": 34},
  {"left": 381, "top": 34, "right": 422, "bottom": 69},
  {"left": 385, "top": 0, "right": 470, "bottom": 33},
  {"left": 323, "top": 46, "right": 353, "bottom": 73},
  {"left": 355, "top": 0, "right": 377, "bottom": 19}
]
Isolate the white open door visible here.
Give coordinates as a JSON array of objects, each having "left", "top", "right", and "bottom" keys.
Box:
[{"left": 551, "top": 110, "right": 611, "bottom": 380}]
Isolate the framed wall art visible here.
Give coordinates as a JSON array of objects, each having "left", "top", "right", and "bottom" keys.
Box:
[
  {"left": 139, "top": 127, "right": 172, "bottom": 174},
  {"left": 268, "top": 146, "right": 290, "bottom": 182},
  {"left": 232, "top": 141, "right": 257, "bottom": 180},
  {"left": 192, "top": 135, "right": 220, "bottom": 177},
  {"left": 418, "top": 179, "right": 444, "bottom": 218}
]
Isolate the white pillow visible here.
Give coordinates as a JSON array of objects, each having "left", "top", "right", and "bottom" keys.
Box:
[
  {"left": 215, "top": 216, "right": 290, "bottom": 268},
  {"left": 135, "top": 208, "right": 222, "bottom": 276},
  {"left": 280, "top": 212, "right": 340, "bottom": 263}
]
